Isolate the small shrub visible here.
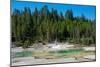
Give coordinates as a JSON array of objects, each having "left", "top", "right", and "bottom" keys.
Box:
[
  {"left": 80, "top": 38, "right": 93, "bottom": 46},
  {"left": 15, "top": 41, "right": 24, "bottom": 47},
  {"left": 22, "top": 40, "right": 30, "bottom": 49}
]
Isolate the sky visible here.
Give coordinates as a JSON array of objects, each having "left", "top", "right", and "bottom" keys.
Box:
[{"left": 12, "top": 0, "right": 96, "bottom": 20}]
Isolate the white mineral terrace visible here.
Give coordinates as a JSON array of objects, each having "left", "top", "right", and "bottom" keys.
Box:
[
  {"left": 11, "top": 43, "right": 75, "bottom": 52},
  {"left": 82, "top": 47, "right": 95, "bottom": 51},
  {"left": 11, "top": 54, "right": 95, "bottom": 66}
]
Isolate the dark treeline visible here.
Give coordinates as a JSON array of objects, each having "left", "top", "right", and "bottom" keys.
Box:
[{"left": 11, "top": 5, "right": 96, "bottom": 48}]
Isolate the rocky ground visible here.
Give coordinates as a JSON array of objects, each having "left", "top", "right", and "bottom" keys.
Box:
[{"left": 11, "top": 43, "right": 96, "bottom": 66}]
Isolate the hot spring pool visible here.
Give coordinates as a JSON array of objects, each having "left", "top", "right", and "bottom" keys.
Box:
[
  {"left": 13, "top": 51, "right": 33, "bottom": 58},
  {"left": 13, "top": 48, "right": 92, "bottom": 58}
]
